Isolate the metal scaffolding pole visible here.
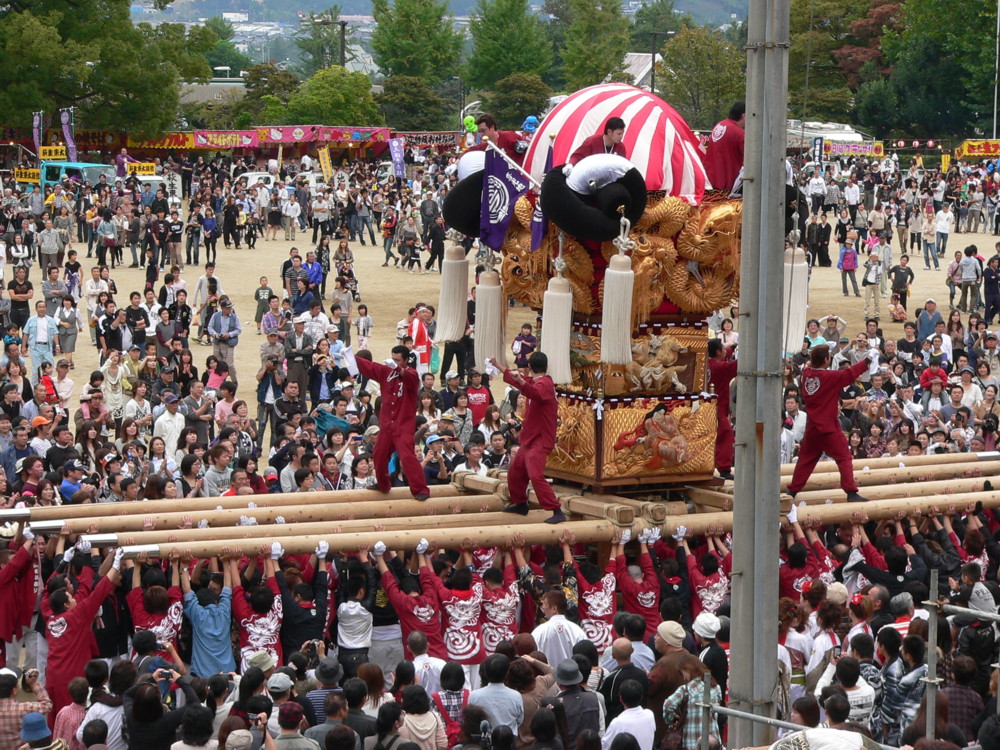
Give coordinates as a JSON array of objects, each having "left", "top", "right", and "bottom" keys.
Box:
[{"left": 728, "top": 0, "right": 790, "bottom": 742}]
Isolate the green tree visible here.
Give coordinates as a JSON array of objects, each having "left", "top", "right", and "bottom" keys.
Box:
[
  {"left": 656, "top": 27, "right": 744, "bottom": 130},
  {"left": 0, "top": 1, "right": 213, "bottom": 133},
  {"left": 629, "top": 0, "right": 691, "bottom": 52},
  {"left": 541, "top": 0, "right": 571, "bottom": 89},
  {"left": 282, "top": 65, "right": 383, "bottom": 124},
  {"left": 562, "top": 0, "right": 629, "bottom": 91},
  {"left": 203, "top": 16, "right": 235, "bottom": 42},
  {"left": 294, "top": 6, "right": 354, "bottom": 78},
  {"left": 379, "top": 75, "right": 451, "bottom": 129},
  {"left": 787, "top": 0, "right": 868, "bottom": 120},
  {"left": 468, "top": 0, "right": 550, "bottom": 90},
  {"left": 371, "top": 0, "right": 463, "bottom": 84},
  {"left": 205, "top": 39, "right": 253, "bottom": 76},
  {"left": 481, "top": 73, "right": 551, "bottom": 129}
]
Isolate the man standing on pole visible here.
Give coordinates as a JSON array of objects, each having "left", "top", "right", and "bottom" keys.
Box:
[
  {"left": 355, "top": 346, "right": 430, "bottom": 500},
  {"left": 787, "top": 344, "right": 876, "bottom": 501},
  {"left": 706, "top": 339, "right": 737, "bottom": 480},
  {"left": 486, "top": 352, "right": 564, "bottom": 523}
]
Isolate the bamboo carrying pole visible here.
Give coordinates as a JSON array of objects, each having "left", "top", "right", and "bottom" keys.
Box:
[
  {"left": 85, "top": 510, "right": 555, "bottom": 547},
  {"left": 778, "top": 451, "right": 1000, "bottom": 476},
  {"left": 37, "top": 495, "right": 509, "bottom": 535},
  {"left": 653, "top": 489, "right": 1000, "bottom": 537},
  {"left": 776, "top": 460, "right": 1000, "bottom": 492},
  {"left": 0, "top": 485, "right": 467, "bottom": 523},
  {"left": 790, "top": 476, "right": 998, "bottom": 505},
  {"left": 121, "top": 519, "right": 624, "bottom": 558}
]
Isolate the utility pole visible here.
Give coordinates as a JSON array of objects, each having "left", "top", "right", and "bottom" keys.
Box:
[
  {"left": 727, "top": 0, "right": 789, "bottom": 741},
  {"left": 339, "top": 20, "right": 347, "bottom": 67},
  {"left": 648, "top": 30, "right": 673, "bottom": 95}
]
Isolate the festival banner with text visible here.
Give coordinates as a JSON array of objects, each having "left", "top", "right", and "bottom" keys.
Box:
[{"left": 823, "top": 141, "right": 884, "bottom": 157}]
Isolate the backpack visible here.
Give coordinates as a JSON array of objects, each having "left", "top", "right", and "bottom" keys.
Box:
[{"left": 432, "top": 689, "right": 469, "bottom": 748}]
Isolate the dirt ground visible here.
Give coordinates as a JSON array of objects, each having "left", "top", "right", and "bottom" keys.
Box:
[{"left": 59, "top": 221, "right": 994, "bottom": 439}]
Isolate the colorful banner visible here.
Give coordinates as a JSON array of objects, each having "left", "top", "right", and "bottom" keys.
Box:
[
  {"left": 193, "top": 130, "right": 258, "bottom": 149},
  {"left": 71, "top": 129, "right": 124, "bottom": 150},
  {"left": 32, "top": 112, "right": 42, "bottom": 156},
  {"left": 39, "top": 145, "right": 67, "bottom": 160},
  {"left": 480, "top": 148, "right": 528, "bottom": 249},
  {"left": 955, "top": 140, "right": 1000, "bottom": 159},
  {"left": 388, "top": 138, "right": 405, "bottom": 179},
  {"left": 941, "top": 154, "right": 951, "bottom": 172},
  {"left": 822, "top": 140, "right": 884, "bottom": 157},
  {"left": 127, "top": 162, "right": 156, "bottom": 175},
  {"left": 14, "top": 168, "right": 40, "bottom": 183},
  {"left": 60, "top": 108, "right": 77, "bottom": 161},
  {"left": 257, "top": 125, "right": 390, "bottom": 144},
  {"left": 129, "top": 132, "right": 197, "bottom": 150},
  {"left": 316, "top": 146, "right": 333, "bottom": 183},
  {"left": 394, "top": 131, "right": 462, "bottom": 147}
]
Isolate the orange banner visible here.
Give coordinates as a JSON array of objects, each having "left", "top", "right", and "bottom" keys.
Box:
[{"left": 127, "top": 132, "right": 195, "bottom": 150}]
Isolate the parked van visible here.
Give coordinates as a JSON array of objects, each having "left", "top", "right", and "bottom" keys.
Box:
[{"left": 39, "top": 161, "right": 116, "bottom": 191}]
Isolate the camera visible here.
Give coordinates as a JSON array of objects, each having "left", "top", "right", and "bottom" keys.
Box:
[{"left": 157, "top": 669, "right": 171, "bottom": 679}]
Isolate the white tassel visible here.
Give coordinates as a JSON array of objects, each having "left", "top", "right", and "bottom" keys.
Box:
[
  {"left": 601, "top": 253, "right": 635, "bottom": 364},
  {"left": 435, "top": 246, "right": 470, "bottom": 343},
  {"left": 474, "top": 271, "right": 507, "bottom": 369},
  {"left": 541, "top": 276, "right": 573, "bottom": 384}
]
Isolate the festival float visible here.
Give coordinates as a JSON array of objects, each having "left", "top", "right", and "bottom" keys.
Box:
[{"left": 444, "top": 83, "right": 741, "bottom": 491}]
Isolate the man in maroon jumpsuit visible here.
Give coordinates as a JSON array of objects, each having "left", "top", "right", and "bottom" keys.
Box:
[
  {"left": 706, "top": 339, "right": 738, "bottom": 480},
  {"left": 703, "top": 100, "right": 746, "bottom": 193},
  {"left": 356, "top": 346, "right": 430, "bottom": 500},
  {"left": 787, "top": 344, "right": 874, "bottom": 502},
  {"left": 470, "top": 114, "right": 527, "bottom": 165},
  {"left": 486, "top": 352, "right": 563, "bottom": 523},
  {"left": 569, "top": 117, "right": 627, "bottom": 165}
]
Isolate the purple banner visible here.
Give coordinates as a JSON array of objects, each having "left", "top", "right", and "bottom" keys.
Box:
[
  {"left": 32, "top": 112, "right": 42, "bottom": 156},
  {"left": 529, "top": 142, "right": 553, "bottom": 251},
  {"left": 388, "top": 137, "right": 405, "bottom": 178},
  {"left": 60, "top": 109, "right": 77, "bottom": 161},
  {"left": 480, "top": 148, "right": 528, "bottom": 250}
]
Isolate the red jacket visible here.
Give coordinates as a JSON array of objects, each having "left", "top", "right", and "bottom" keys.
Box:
[
  {"left": 569, "top": 133, "right": 627, "bottom": 165},
  {"left": 800, "top": 359, "right": 869, "bottom": 433},
  {"left": 357, "top": 357, "right": 420, "bottom": 437},
  {"left": 502, "top": 369, "right": 557, "bottom": 451},
  {"left": 427, "top": 575, "right": 486, "bottom": 664},
  {"left": 703, "top": 118, "right": 745, "bottom": 192},
  {"left": 614, "top": 552, "right": 659, "bottom": 638},
  {"left": 232, "top": 577, "right": 284, "bottom": 669},
  {"left": 381, "top": 567, "right": 447, "bottom": 661},
  {"left": 707, "top": 358, "right": 738, "bottom": 422}
]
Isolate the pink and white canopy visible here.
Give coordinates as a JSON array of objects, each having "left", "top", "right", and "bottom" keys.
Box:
[{"left": 523, "top": 83, "right": 708, "bottom": 203}]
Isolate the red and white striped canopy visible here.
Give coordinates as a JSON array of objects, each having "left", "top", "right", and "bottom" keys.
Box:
[{"left": 524, "top": 83, "right": 707, "bottom": 203}]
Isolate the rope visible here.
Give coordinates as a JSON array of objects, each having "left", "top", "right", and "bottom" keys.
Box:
[
  {"left": 612, "top": 215, "right": 636, "bottom": 256},
  {"left": 553, "top": 232, "right": 567, "bottom": 277}
]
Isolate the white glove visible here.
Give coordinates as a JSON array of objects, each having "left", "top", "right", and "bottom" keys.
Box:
[
  {"left": 197, "top": 519, "right": 209, "bottom": 529},
  {"left": 373, "top": 541, "right": 387, "bottom": 557},
  {"left": 384, "top": 358, "right": 398, "bottom": 369},
  {"left": 76, "top": 539, "right": 92, "bottom": 554},
  {"left": 112, "top": 548, "right": 124, "bottom": 571},
  {"left": 14, "top": 501, "right": 26, "bottom": 509},
  {"left": 619, "top": 529, "right": 632, "bottom": 545},
  {"left": 562, "top": 163, "right": 574, "bottom": 177},
  {"left": 62, "top": 547, "right": 76, "bottom": 565},
  {"left": 270, "top": 542, "right": 284, "bottom": 560},
  {"left": 786, "top": 504, "right": 798, "bottom": 525},
  {"left": 238, "top": 515, "right": 251, "bottom": 527},
  {"left": 416, "top": 538, "right": 429, "bottom": 554},
  {"left": 274, "top": 516, "right": 285, "bottom": 524},
  {"left": 868, "top": 346, "right": 880, "bottom": 361},
  {"left": 216, "top": 505, "right": 224, "bottom": 512},
  {"left": 21, "top": 526, "right": 34, "bottom": 542},
  {"left": 637, "top": 528, "right": 650, "bottom": 544},
  {"left": 647, "top": 527, "right": 661, "bottom": 544},
  {"left": 247, "top": 502, "right": 257, "bottom": 510},
  {"left": 315, "top": 540, "right": 329, "bottom": 558},
  {"left": 672, "top": 525, "right": 687, "bottom": 542},
  {"left": 247, "top": 517, "right": 258, "bottom": 526}
]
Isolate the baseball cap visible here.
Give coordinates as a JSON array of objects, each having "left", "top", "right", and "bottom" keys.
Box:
[
  {"left": 445, "top": 370, "right": 459, "bottom": 380},
  {"left": 63, "top": 460, "right": 86, "bottom": 473},
  {"left": 278, "top": 701, "right": 304, "bottom": 726},
  {"left": 266, "top": 328, "right": 279, "bottom": 336},
  {"left": 426, "top": 435, "right": 444, "bottom": 446},
  {"left": 163, "top": 393, "right": 179, "bottom": 404},
  {"left": 267, "top": 672, "right": 293, "bottom": 694},
  {"left": 221, "top": 298, "right": 233, "bottom": 308},
  {"left": 225, "top": 730, "right": 254, "bottom": 750},
  {"left": 31, "top": 416, "right": 52, "bottom": 428}
]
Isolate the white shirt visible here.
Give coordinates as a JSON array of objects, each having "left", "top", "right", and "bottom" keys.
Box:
[
  {"left": 33, "top": 315, "right": 49, "bottom": 344},
  {"left": 601, "top": 707, "right": 656, "bottom": 750},
  {"left": 153, "top": 410, "right": 185, "bottom": 453},
  {"left": 337, "top": 600, "right": 373, "bottom": 649},
  {"left": 531, "top": 614, "right": 587, "bottom": 667},
  {"left": 808, "top": 176, "right": 826, "bottom": 196},
  {"left": 414, "top": 653, "right": 448, "bottom": 696},
  {"left": 936, "top": 210, "right": 954, "bottom": 233},
  {"left": 843, "top": 183, "right": 860, "bottom": 205},
  {"left": 77, "top": 701, "right": 126, "bottom": 750}
]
